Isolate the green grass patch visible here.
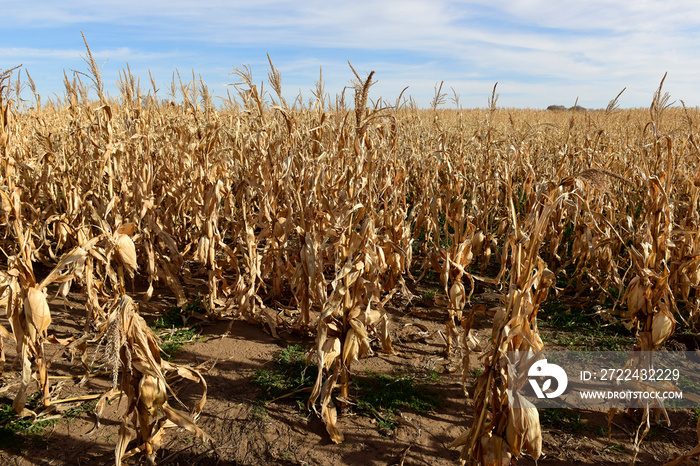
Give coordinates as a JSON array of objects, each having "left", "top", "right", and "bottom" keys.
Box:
[
  {"left": 252, "top": 401, "right": 269, "bottom": 420},
  {"left": 0, "top": 394, "right": 98, "bottom": 451},
  {"left": 539, "top": 300, "right": 634, "bottom": 350},
  {"left": 0, "top": 398, "right": 56, "bottom": 443},
  {"left": 62, "top": 399, "right": 99, "bottom": 422},
  {"left": 539, "top": 408, "right": 587, "bottom": 433},
  {"left": 420, "top": 287, "right": 438, "bottom": 302},
  {"left": 603, "top": 444, "right": 626, "bottom": 453},
  {"left": 251, "top": 345, "right": 317, "bottom": 400},
  {"left": 151, "top": 300, "right": 204, "bottom": 360},
  {"left": 152, "top": 298, "right": 206, "bottom": 329},
  {"left": 354, "top": 371, "right": 442, "bottom": 433},
  {"left": 157, "top": 328, "right": 200, "bottom": 359},
  {"left": 251, "top": 345, "right": 442, "bottom": 434}
]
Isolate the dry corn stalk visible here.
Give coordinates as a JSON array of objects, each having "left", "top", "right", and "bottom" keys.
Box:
[
  {"left": 194, "top": 179, "right": 226, "bottom": 312},
  {"left": 424, "top": 184, "right": 478, "bottom": 355},
  {"left": 0, "top": 188, "right": 94, "bottom": 412},
  {"left": 309, "top": 211, "right": 394, "bottom": 443},
  {"left": 4, "top": 59, "right": 700, "bottom": 461},
  {"left": 455, "top": 187, "right": 563, "bottom": 465},
  {"left": 93, "top": 295, "right": 211, "bottom": 465},
  {"left": 618, "top": 174, "right": 679, "bottom": 462}
]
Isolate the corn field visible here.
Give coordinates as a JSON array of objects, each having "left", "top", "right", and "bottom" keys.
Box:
[{"left": 1, "top": 53, "right": 700, "bottom": 465}]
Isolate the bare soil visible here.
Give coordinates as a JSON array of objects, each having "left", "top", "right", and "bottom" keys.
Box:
[{"left": 0, "top": 287, "right": 698, "bottom": 466}]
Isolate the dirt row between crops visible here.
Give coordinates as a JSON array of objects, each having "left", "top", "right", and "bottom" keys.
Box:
[{"left": 1, "top": 289, "right": 698, "bottom": 465}]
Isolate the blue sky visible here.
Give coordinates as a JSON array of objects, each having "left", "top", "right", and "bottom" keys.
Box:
[{"left": 2, "top": 0, "right": 699, "bottom": 109}]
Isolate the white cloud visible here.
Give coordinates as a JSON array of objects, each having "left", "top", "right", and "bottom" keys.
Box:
[
  {"left": 4, "top": 1, "right": 700, "bottom": 107},
  {"left": 0, "top": 47, "right": 176, "bottom": 62},
  {"left": 0, "top": 47, "right": 82, "bottom": 61}
]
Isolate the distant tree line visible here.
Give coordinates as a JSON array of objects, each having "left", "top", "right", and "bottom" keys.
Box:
[{"left": 547, "top": 104, "right": 587, "bottom": 111}]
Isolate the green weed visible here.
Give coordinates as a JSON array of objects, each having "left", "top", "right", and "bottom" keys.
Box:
[
  {"left": 0, "top": 395, "right": 99, "bottom": 437},
  {"left": 158, "top": 328, "right": 200, "bottom": 359},
  {"left": 353, "top": 371, "right": 442, "bottom": 434},
  {"left": 252, "top": 401, "right": 268, "bottom": 420},
  {"left": 0, "top": 395, "right": 99, "bottom": 451},
  {"left": 250, "top": 346, "right": 441, "bottom": 435},
  {"left": 0, "top": 399, "right": 55, "bottom": 447},
  {"left": 251, "top": 345, "right": 317, "bottom": 400},
  {"left": 539, "top": 408, "right": 587, "bottom": 433},
  {"left": 603, "top": 444, "right": 626, "bottom": 453},
  {"left": 152, "top": 297, "right": 206, "bottom": 329},
  {"left": 539, "top": 300, "right": 633, "bottom": 350},
  {"left": 421, "top": 288, "right": 437, "bottom": 301},
  {"left": 151, "top": 300, "right": 204, "bottom": 359},
  {"left": 63, "top": 399, "right": 99, "bottom": 422}
]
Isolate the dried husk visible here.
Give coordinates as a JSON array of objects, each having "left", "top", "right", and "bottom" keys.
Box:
[
  {"left": 505, "top": 394, "right": 542, "bottom": 459},
  {"left": 115, "top": 233, "right": 138, "bottom": 274},
  {"left": 480, "top": 433, "right": 511, "bottom": 466},
  {"left": 24, "top": 287, "right": 51, "bottom": 341},
  {"left": 651, "top": 307, "right": 675, "bottom": 348},
  {"left": 138, "top": 374, "right": 167, "bottom": 416},
  {"left": 625, "top": 275, "right": 647, "bottom": 319}
]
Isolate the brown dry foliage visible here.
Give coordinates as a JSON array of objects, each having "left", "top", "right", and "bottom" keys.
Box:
[{"left": 1, "top": 61, "right": 700, "bottom": 464}]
